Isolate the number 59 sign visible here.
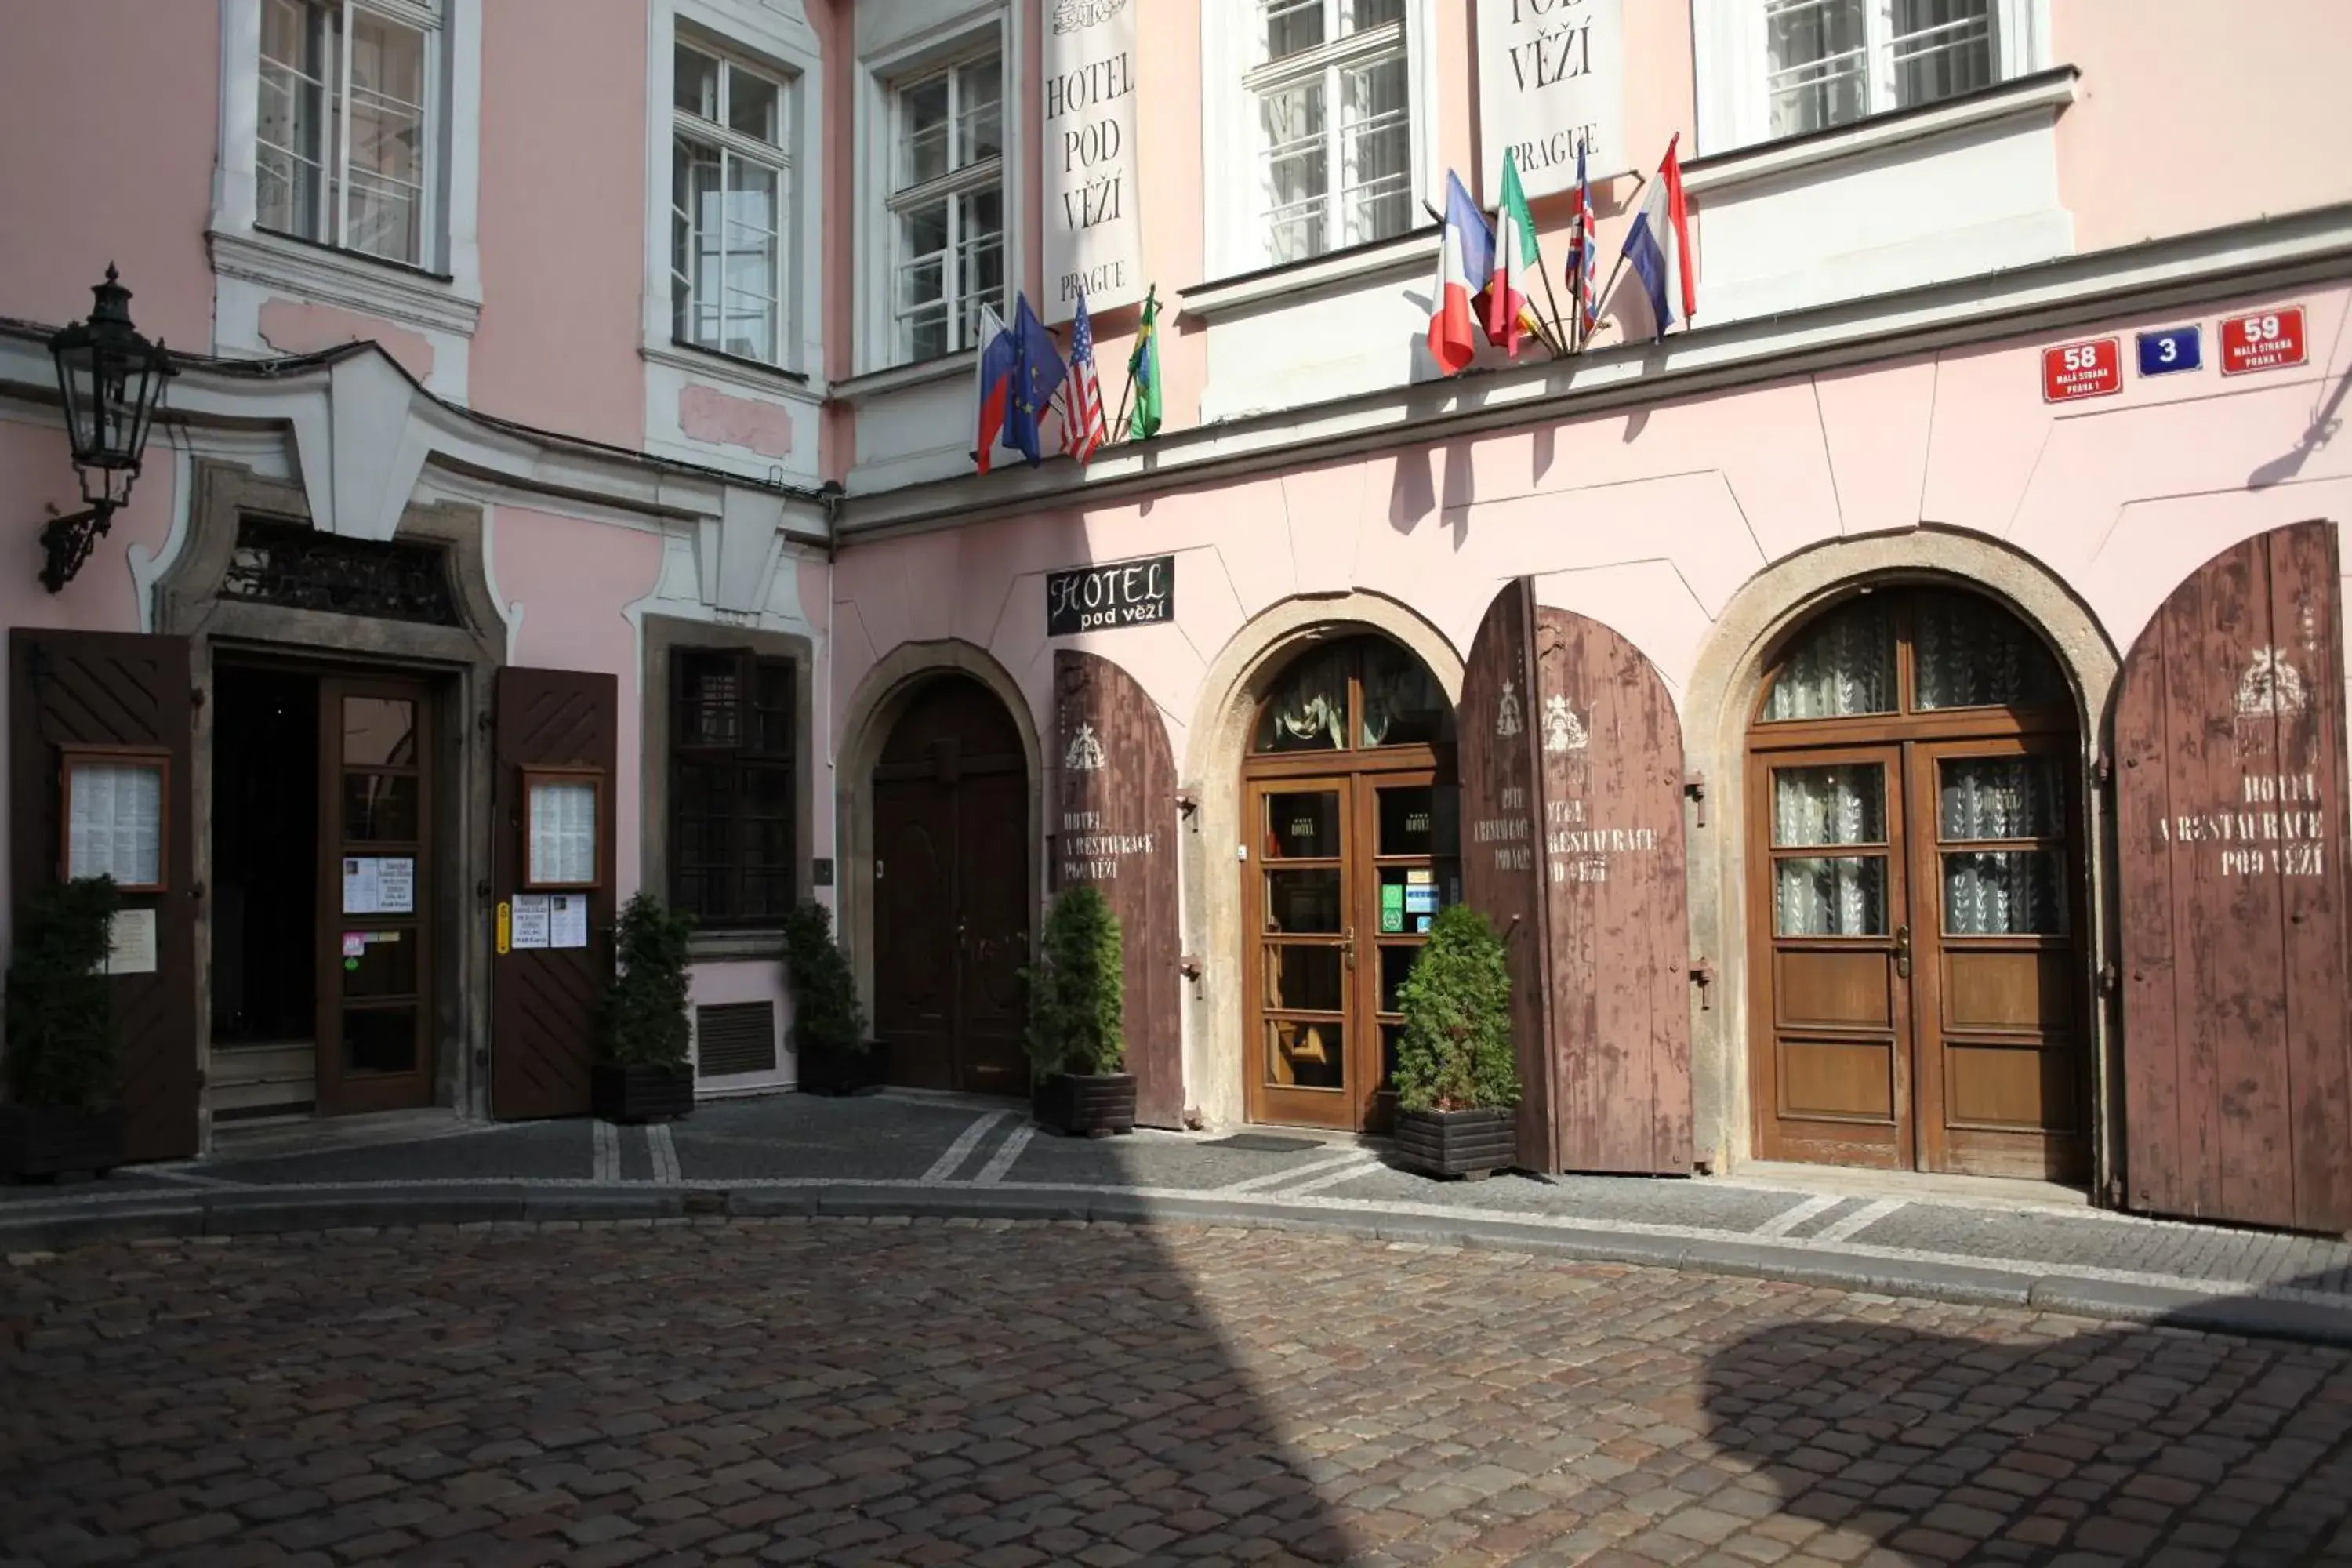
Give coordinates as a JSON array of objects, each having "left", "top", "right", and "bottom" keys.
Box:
[{"left": 2220, "top": 307, "right": 2307, "bottom": 375}]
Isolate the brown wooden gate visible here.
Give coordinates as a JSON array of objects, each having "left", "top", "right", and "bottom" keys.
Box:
[
  {"left": 492, "top": 667, "right": 617, "bottom": 1120},
  {"left": 2116, "top": 521, "right": 2352, "bottom": 1231},
  {"left": 1457, "top": 583, "right": 1694, "bottom": 1174},
  {"left": 1051, "top": 651, "right": 1182, "bottom": 1127},
  {"left": 9, "top": 630, "right": 198, "bottom": 1160}
]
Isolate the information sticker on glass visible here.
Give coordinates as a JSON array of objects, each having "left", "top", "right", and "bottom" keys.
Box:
[
  {"left": 548, "top": 893, "right": 590, "bottom": 950},
  {"left": 510, "top": 893, "right": 552, "bottom": 949},
  {"left": 65, "top": 756, "right": 165, "bottom": 890},
  {"left": 1380, "top": 881, "right": 1405, "bottom": 934},
  {"left": 1403, "top": 867, "right": 1437, "bottom": 916},
  {"left": 527, "top": 775, "right": 599, "bottom": 887}
]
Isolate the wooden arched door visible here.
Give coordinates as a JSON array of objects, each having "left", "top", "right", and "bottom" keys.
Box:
[
  {"left": 1242, "top": 635, "right": 1458, "bottom": 1132},
  {"left": 872, "top": 676, "right": 1030, "bottom": 1096},
  {"left": 1746, "top": 589, "right": 2089, "bottom": 1180}
]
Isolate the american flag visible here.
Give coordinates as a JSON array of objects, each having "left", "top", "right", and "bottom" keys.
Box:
[{"left": 1060, "top": 292, "right": 1109, "bottom": 466}]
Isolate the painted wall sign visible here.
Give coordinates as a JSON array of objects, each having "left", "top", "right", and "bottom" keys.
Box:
[
  {"left": 1052, "top": 649, "right": 1182, "bottom": 1127},
  {"left": 2220, "top": 306, "right": 2308, "bottom": 375},
  {"left": 2115, "top": 521, "right": 2351, "bottom": 1232},
  {"left": 1040, "top": 0, "right": 1143, "bottom": 324},
  {"left": 1046, "top": 554, "right": 1174, "bottom": 636},
  {"left": 2136, "top": 325, "right": 2201, "bottom": 377},
  {"left": 2042, "top": 337, "right": 2122, "bottom": 401},
  {"left": 1475, "top": 0, "right": 1624, "bottom": 201},
  {"left": 1458, "top": 580, "right": 1693, "bottom": 1176}
]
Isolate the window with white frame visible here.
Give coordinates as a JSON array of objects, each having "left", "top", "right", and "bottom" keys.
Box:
[
  {"left": 257, "top": 0, "right": 442, "bottom": 267},
  {"left": 886, "top": 49, "right": 1004, "bottom": 365},
  {"left": 673, "top": 38, "right": 795, "bottom": 366},
  {"left": 1247, "top": 0, "right": 1412, "bottom": 267},
  {"left": 1762, "top": 0, "right": 1999, "bottom": 137}
]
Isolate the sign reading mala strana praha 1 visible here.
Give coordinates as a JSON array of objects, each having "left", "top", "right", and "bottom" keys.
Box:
[
  {"left": 1475, "top": 0, "right": 1624, "bottom": 201},
  {"left": 1040, "top": 0, "right": 1144, "bottom": 325},
  {"left": 1046, "top": 554, "right": 1173, "bottom": 636}
]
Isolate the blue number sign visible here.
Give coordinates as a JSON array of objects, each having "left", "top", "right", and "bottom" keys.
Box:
[{"left": 2137, "top": 326, "right": 2202, "bottom": 377}]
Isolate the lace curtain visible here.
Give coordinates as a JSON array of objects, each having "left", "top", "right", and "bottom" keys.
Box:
[
  {"left": 1361, "top": 643, "right": 1449, "bottom": 747},
  {"left": 1915, "top": 595, "right": 2066, "bottom": 710},
  {"left": 1762, "top": 599, "right": 1896, "bottom": 720},
  {"left": 1773, "top": 764, "right": 1887, "bottom": 935},
  {"left": 1254, "top": 646, "right": 1349, "bottom": 752},
  {"left": 1940, "top": 757, "right": 2067, "bottom": 934}
]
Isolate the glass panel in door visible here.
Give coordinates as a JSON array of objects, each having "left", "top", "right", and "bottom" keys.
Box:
[
  {"left": 1367, "top": 778, "right": 1458, "bottom": 1124},
  {"left": 318, "top": 679, "right": 434, "bottom": 1116}
]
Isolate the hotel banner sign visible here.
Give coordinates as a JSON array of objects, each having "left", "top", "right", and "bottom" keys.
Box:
[
  {"left": 1041, "top": 0, "right": 1144, "bottom": 325},
  {"left": 1475, "top": 0, "right": 1624, "bottom": 202}
]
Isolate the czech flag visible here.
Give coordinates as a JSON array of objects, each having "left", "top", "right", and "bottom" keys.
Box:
[
  {"left": 1617, "top": 134, "right": 1695, "bottom": 342},
  {"left": 974, "top": 301, "right": 1013, "bottom": 474},
  {"left": 1486, "top": 150, "right": 1543, "bottom": 359},
  {"left": 1427, "top": 170, "right": 1494, "bottom": 376}
]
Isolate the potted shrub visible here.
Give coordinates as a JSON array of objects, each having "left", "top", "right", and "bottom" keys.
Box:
[
  {"left": 1390, "top": 903, "right": 1520, "bottom": 1179},
  {"left": 593, "top": 891, "right": 696, "bottom": 1123},
  {"left": 2, "top": 876, "right": 125, "bottom": 1181},
  {"left": 1025, "top": 884, "right": 1134, "bottom": 1137},
  {"left": 782, "top": 901, "right": 886, "bottom": 1095}
]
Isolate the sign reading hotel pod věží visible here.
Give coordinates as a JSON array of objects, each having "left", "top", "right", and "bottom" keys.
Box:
[
  {"left": 1041, "top": 0, "right": 1144, "bottom": 325},
  {"left": 1475, "top": 0, "right": 1624, "bottom": 202}
]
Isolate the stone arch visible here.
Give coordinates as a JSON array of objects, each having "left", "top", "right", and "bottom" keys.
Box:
[
  {"left": 1679, "top": 529, "right": 2122, "bottom": 1185},
  {"left": 1180, "top": 591, "right": 1466, "bottom": 1127},
  {"left": 833, "top": 640, "right": 1047, "bottom": 1032}
]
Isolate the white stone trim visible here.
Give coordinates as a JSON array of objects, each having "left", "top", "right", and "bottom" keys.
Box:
[
  {"left": 1179, "top": 228, "right": 1442, "bottom": 321},
  {"left": 831, "top": 349, "right": 977, "bottom": 403},
  {"left": 207, "top": 229, "right": 484, "bottom": 339}
]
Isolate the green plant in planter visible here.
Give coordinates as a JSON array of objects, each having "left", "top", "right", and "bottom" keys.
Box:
[
  {"left": 1024, "top": 884, "right": 1123, "bottom": 1078},
  {"left": 600, "top": 891, "right": 695, "bottom": 1069},
  {"left": 5, "top": 877, "right": 122, "bottom": 1110},
  {"left": 781, "top": 901, "right": 866, "bottom": 1054},
  {"left": 1392, "top": 903, "right": 1519, "bottom": 1114}
]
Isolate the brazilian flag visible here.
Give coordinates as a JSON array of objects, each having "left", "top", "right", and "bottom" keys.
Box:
[{"left": 1126, "top": 287, "right": 1162, "bottom": 441}]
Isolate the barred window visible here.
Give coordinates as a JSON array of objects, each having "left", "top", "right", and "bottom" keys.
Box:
[{"left": 670, "top": 651, "right": 796, "bottom": 926}]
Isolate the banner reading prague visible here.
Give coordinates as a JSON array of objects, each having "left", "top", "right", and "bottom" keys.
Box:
[
  {"left": 1042, "top": 0, "right": 1145, "bottom": 326},
  {"left": 1475, "top": 0, "right": 1624, "bottom": 204}
]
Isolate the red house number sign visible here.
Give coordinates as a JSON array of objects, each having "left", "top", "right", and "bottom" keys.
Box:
[
  {"left": 2220, "top": 307, "right": 2308, "bottom": 375},
  {"left": 2043, "top": 337, "right": 2122, "bottom": 402}
]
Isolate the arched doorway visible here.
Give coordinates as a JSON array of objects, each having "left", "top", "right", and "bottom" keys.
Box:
[
  {"left": 1242, "top": 635, "right": 1457, "bottom": 1132},
  {"left": 1745, "top": 587, "right": 2089, "bottom": 1181},
  {"left": 872, "top": 675, "right": 1030, "bottom": 1096}
]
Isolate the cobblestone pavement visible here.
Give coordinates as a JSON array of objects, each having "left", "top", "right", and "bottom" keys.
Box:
[{"left": 7, "top": 1220, "right": 2352, "bottom": 1566}]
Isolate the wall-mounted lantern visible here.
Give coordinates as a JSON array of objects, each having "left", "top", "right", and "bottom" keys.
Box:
[{"left": 43, "top": 264, "right": 175, "bottom": 593}]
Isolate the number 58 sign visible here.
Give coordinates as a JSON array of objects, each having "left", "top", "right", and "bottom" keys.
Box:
[
  {"left": 2042, "top": 336, "right": 2122, "bottom": 402},
  {"left": 2221, "top": 307, "right": 2307, "bottom": 375}
]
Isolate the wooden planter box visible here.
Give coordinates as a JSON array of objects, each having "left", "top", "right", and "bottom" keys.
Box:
[
  {"left": 1392, "top": 1107, "right": 1515, "bottom": 1180},
  {"left": 591, "top": 1063, "right": 695, "bottom": 1124},
  {"left": 797, "top": 1037, "right": 889, "bottom": 1097},
  {"left": 1033, "top": 1072, "right": 1136, "bottom": 1138},
  {"left": 0, "top": 1103, "right": 125, "bottom": 1181}
]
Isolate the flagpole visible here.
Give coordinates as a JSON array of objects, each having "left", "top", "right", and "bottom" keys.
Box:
[{"left": 1534, "top": 241, "right": 1573, "bottom": 362}]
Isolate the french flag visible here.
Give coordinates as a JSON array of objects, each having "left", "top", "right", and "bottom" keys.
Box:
[
  {"left": 973, "top": 301, "right": 1014, "bottom": 474},
  {"left": 1426, "top": 170, "right": 1494, "bottom": 376},
  {"left": 1617, "top": 134, "right": 1696, "bottom": 342}
]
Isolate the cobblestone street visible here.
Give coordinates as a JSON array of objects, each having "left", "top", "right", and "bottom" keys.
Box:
[{"left": 7, "top": 1220, "right": 2352, "bottom": 1566}]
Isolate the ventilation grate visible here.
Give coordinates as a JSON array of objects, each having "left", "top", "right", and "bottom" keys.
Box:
[{"left": 695, "top": 1001, "right": 777, "bottom": 1077}]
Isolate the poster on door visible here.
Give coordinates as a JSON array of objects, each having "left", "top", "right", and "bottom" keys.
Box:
[{"left": 342, "top": 855, "right": 415, "bottom": 915}]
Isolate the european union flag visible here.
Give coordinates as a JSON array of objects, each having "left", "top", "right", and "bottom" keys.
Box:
[{"left": 1003, "top": 293, "right": 1067, "bottom": 467}]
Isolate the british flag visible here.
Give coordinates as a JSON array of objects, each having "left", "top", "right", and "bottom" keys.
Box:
[{"left": 1059, "top": 292, "right": 1110, "bottom": 466}]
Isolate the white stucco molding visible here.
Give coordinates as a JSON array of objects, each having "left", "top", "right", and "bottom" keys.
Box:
[
  {"left": 837, "top": 201, "right": 2352, "bottom": 539},
  {"left": 1179, "top": 227, "right": 1443, "bottom": 322},
  {"left": 1676, "top": 531, "right": 2120, "bottom": 1181}
]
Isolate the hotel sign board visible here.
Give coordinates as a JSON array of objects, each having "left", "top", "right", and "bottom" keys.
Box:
[{"left": 1474, "top": 0, "right": 1624, "bottom": 202}]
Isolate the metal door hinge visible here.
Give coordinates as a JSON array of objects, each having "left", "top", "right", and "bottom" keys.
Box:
[
  {"left": 1689, "top": 957, "right": 1714, "bottom": 1009},
  {"left": 2093, "top": 753, "right": 2114, "bottom": 788},
  {"left": 1683, "top": 772, "right": 1708, "bottom": 828}
]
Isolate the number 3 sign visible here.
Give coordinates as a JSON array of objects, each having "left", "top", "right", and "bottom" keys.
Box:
[{"left": 2220, "top": 307, "right": 2307, "bottom": 375}]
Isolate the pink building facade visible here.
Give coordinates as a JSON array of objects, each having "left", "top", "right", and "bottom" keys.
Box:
[{"left": 2, "top": 1, "right": 2348, "bottom": 1226}]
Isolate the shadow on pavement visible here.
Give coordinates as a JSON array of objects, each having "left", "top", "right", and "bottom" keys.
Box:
[{"left": 1698, "top": 1269, "right": 2352, "bottom": 1565}]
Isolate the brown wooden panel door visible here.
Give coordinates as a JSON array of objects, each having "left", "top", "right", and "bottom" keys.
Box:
[
  {"left": 1751, "top": 744, "right": 1913, "bottom": 1168},
  {"left": 956, "top": 767, "right": 1031, "bottom": 1096},
  {"left": 492, "top": 667, "right": 617, "bottom": 1120},
  {"left": 2117, "top": 521, "right": 2352, "bottom": 1230},
  {"left": 9, "top": 630, "right": 198, "bottom": 1161},
  {"left": 316, "top": 677, "right": 437, "bottom": 1116},
  {"left": 873, "top": 778, "right": 955, "bottom": 1089},
  {"left": 1246, "top": 775, "right": 1360, "bottom": 1131},
  {"left": 1051, "top": 651, "right": 1183, "bottom": 1127}
]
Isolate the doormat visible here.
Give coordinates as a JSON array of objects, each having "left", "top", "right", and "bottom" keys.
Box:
[{"left": 1202, "top": 1134, "right": 1326, "bottom": 1153}]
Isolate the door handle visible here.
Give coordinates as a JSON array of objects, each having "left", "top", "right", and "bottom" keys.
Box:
[
  {"left": 1341, "top": 924, "right": 1356, "bottom": 970},
  {"left": 1894, "top": 924, "right": 1912, "bottom": 979}
]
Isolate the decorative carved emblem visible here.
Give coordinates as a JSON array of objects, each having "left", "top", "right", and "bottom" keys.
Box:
[
  {"left": 1065, "top": 721, "right": 1107, "bottom": 771},
  {"left": 220, "top": 517, "right": 461, "bottom": 626},
  {"left": 2235, "top": 648, "right": 2310, "bottom": 717},
  {"left": 1051, "top": 0, "right": 1127, "bottom": 33},
  {"left": 1496, "top": 679, "right": 1524, "bottom": 739},
  {"left": 1543, "top": 694, "right": 1588, "bottom": 753}
]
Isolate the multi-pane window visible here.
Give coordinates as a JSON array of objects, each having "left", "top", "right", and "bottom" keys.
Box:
[
  {"left": 673, "top": 41, "right": 793, "bottom": 366},
  {"left": 1247, "top": 0, "right": 1412, "bottom": 267},
  {"left": 671, "top": 651, "right": 797, "bottom": 927},
  {"left": 888, "top": 51, "right": 1004, "bottom": 364},
  {"left": 1764, "top": 0, "right": 1996, "bottom": 138},
  {"left": 257, "top": 0, "right": 441, "bottom": 267}
]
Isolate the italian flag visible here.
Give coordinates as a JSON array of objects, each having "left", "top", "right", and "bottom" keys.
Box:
[{"left": 1486, "top": 151, "right": 1542, "bottom": 358}]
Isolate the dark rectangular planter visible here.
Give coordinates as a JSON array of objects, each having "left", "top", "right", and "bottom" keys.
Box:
[
  {"left": 591, "top": 1063, "right": 695, "bottom": 1124},
  {"left": 797, "top": 1037, "right": 889, "bottom": 1097},
  {"left": 1033, "top": 1072, "right": 1136, "bottom": 1138},
  {"left": 1392, "top": 1106, "right": 1515, "bottom": 1180},
  {"left": 0, "top": 1102, "right": 125, "bottom": 1181}
]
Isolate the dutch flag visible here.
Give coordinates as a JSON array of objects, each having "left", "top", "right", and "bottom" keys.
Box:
[{"left": 1617, "top": 134, "right": 1695, "bottom": 342}]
